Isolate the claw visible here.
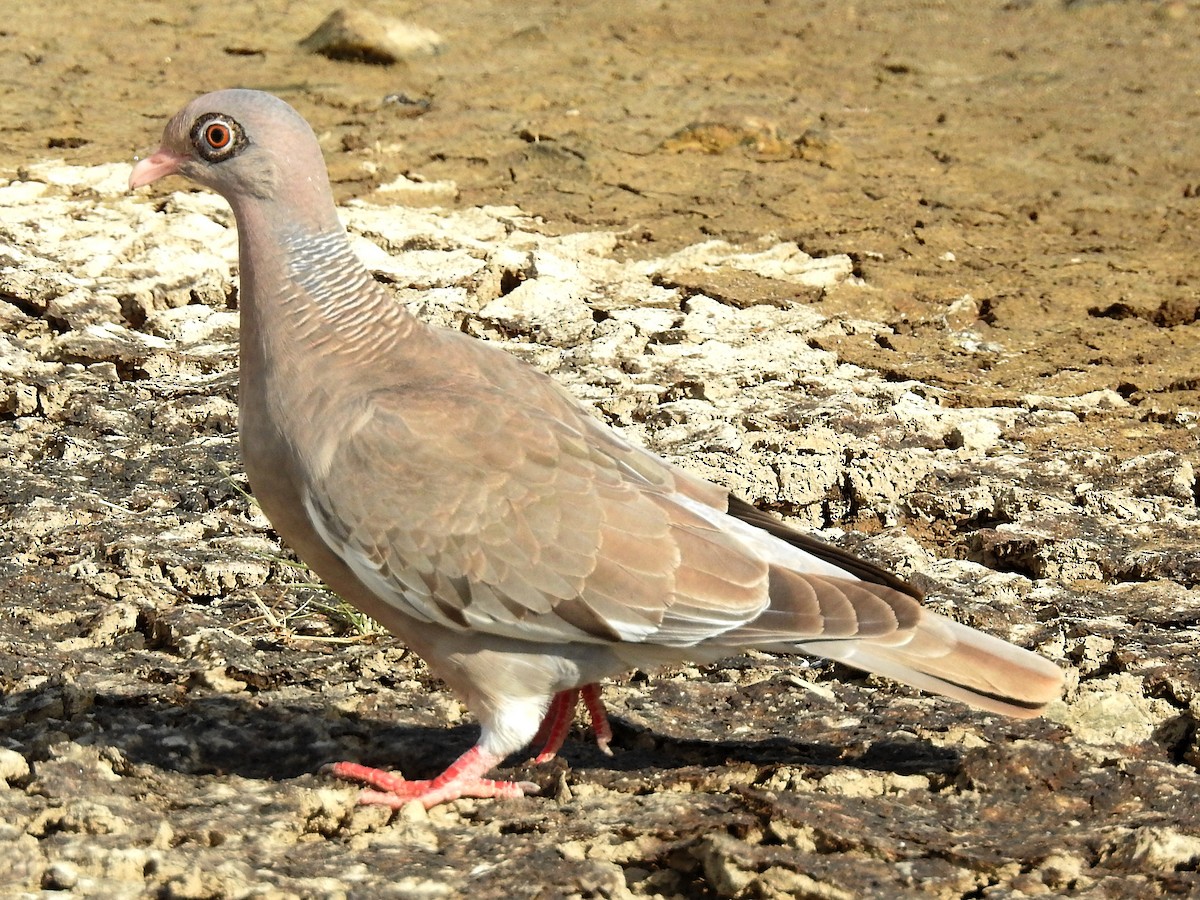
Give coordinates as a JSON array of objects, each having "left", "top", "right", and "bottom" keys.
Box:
[
  {"left": 330, "top": 685, "right": 617, "bottom": 808},
  {"left": 329, "top": 747, "right": 537, "bottom": 809}
]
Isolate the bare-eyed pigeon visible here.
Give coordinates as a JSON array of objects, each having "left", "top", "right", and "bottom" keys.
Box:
[{"left": 129, "top": 90, "right": 1062, "bottom": 809}]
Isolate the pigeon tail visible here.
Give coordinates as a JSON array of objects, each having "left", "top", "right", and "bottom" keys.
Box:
[
  {"left": 741, "top": 565, "right": 1062, "bottom": 718},
  {"left": 721, "top": 497, "right": 1063, "bottom": 718},
  {"left": 796, "top": 615, "right": 1063, "bottom": 718}
]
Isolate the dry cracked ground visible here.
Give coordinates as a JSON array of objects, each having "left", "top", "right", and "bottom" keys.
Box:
[{"left": 3, "top": 1, "right": 1200, "bottom": 898}]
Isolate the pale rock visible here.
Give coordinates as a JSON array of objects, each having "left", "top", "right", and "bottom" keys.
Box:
[
  {"left": 1052, "top": 673, "right": 1177, "bottom": 746},
  {"left": 45, "top": 289, "right": 123, "bottom": 329},
  {"left": 1035, "top": 851, "right": 1086, "bottom": 890},
  {"left": 0, "top": 334, "right": 59, "bottom": 380},
  {"left": 544, "top": 229, "right": 621, "bottom": 264},
  {"left": 1022, "top": 389, "right": 1130, "bottom": 412},
  {"left": 1099, "top": 826, "right": 1200, "bottom": 873},
  {"left": 56, "top": 800, "right": 130, "bottom": 835},
  {"left": 1068, "top": 635, "right": 1116, "bottom": 676},
  {"left": 0, "top": 382, "right": 40, "bottom": 417},
  {"left": 300, "top": 8, "right": 447, "bottom": 64},
  {"left": 815, "top": 770, "right": 931, "bottom": 797},
  {"left": 1113, "top": 450, "right": 1196, "bottom": 503},
  {"left": 654, "top": 238, "right": 855, "bottom": 287},
  {"left": 1033, "top": 536, "right": 1106, "bottom": 581},
  {"left": 0, "top": 180, "right": 49, "bottom": 203},
  {"left": 947, "top": 417, "right": 1003, "bottom": 452},
  {"left": 758, "top": 867, "right": 854, "bottom": 900},
  {"left": 775, "top": 454, "right": 842, "bottom": 509},
  {"left": 195, "top": 667, "right": 247, "bottom": 693},
  {"left": 586, "top": 320, "right": 646, "bottom": 364},
  {"left": 144, "top": 305, "right": 239, "bottom": 346},
  {"left": 478, "top": 277, "right": 594, "bottom": 344},
  {"left": 365, "top": 244, "right": 487, "bottom": 289},
  {"left": 0, "top": 834, "right": 44, "bottom": 891},
  {"left": 165, "top": 557, "right": 272, "bottom": 597},
  {"left": 43, "top": 861, "right": 79, "bottom": 890},
  {"left": 387, "top": 876, "right": 453, "bottom": 898},
  {"left": 20, "top": 161, "right": 131, "bottom": 197},
  {"left": 373, "top": 173, "right": 459, "bottom": 205},
  {"left": 696, "top": 832, "right": 755, "bottom": 896},
  {"left": 0, "top": 747, "right": 31, "bottom": 785},
  {"left": 609, "top": 306, "right": 681, "bottom": 336},
  {"left": 399, "top": 287, "right": 478, "bottom": 329},
  {"left": 846, "top": 452, "right": 934, "bottom": 523},
  {"left": 50, "top": 322, "right": 170, "bottom": 366}
]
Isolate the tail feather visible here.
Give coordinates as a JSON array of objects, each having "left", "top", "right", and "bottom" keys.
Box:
[
  {"left": 718, "top": 496, "right": 1063, "bottom": 718},
  {"left": 797, "top": 613, "right": 1063, "bottom": 718}
]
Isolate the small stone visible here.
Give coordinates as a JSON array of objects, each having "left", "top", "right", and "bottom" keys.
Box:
[
  {"left": 43, "top": 861, "right": 79, "bottom": 890},
  {"left": 0, "top": 180, "right": 48, "bottom": 203},
  {"left": 398, "top": 799, "right": 428, "bottom": 822},
  {"left": 477, "top": 277, "right": 594, "bottom": 344},
  {"left": 662, "top": 110, "right": 793, "bottom": 158},
  {"left": 1050, "top": 673, "right": 1177, "bottom": 746},
  {"left": 0, "top": 832, "right": 43, "bottom": 889},
  {"left": 373, "top": 174, "right": 459, "bottom": 205},
  {"left": 388, "top": 877, "right": 452, "bottom": 898},
  {"left": 946, "top": 418, "right": 1003, "bottom": 452},
  {"left": 1036, "top": 851, "right": 1086, "bottom": 889},
  {"left": 0, "top": 748, "right": 31, "bottom": 786},
  {"left": 767, "top": 820, "right": 818, "bottom": 852},
  {"left": 45, "top": 289, "right": 123, "bottom": 329},
  {"left": 1100, "top": 826, "right": 1200, "bottom": 873},
  {"left": 144, "top": 305, "right": 239, "bottom": 346},
  {"left": 50, "top": 321, "right": 170, "bottom": 367},
  {"left": 1067, "top": 634, "right": 1115, "bottom": 676},
  {"left": 559, "top": 840, "right": 588, "bottom": 862},
  {"left": 194, "top": 667, "right": 247, "bottom": 693},
  {"left": 758, "top": 866, "right": 854, "bottom": 900},
  {"left": 300, "top": 8, "right": 446, "bottom": 65},
  {"left": 696, "top": 833, "right": 755, "bottom": 897},
  {"left": 553, "top": 770, "right": 573, "bottom": 802},
  {"left": 1021, "top": 389, "right": 1130, "bottom": 412}
]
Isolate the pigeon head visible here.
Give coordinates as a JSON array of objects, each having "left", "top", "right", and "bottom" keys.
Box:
[{"left": 129, "top": 90, "right": 336, "bottom": 223}]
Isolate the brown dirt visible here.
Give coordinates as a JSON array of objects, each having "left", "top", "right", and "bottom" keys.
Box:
[
  {"left": 3, "top": 1, "right": 1200, "bottom": 897},
  {"left": 10, "top": 0, "right": 1200, "bottom": 430}
]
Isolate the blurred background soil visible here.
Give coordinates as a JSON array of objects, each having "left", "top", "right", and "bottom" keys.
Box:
[{"left": 4, "top": 0, "right": 1199, "bottom": 447}]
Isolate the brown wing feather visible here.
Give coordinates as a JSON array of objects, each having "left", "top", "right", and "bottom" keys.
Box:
[
  {"left": 725, "top": 495, "right": 922, "bottom": 600},
  {"left": 309, "top": 357, "right": 771, "bottom": 646}
]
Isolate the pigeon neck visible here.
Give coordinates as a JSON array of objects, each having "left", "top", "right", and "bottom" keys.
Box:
[{"left": 233, "top": 201, "right": 418, "bottom": 366}]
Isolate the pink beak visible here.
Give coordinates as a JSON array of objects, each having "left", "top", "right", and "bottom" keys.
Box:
[{"left": 129, "top": 147, "right": 186, "bottom": 190}]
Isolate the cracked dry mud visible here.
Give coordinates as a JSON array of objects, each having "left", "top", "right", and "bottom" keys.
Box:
[{"left": 3, "top": 1, "right": 1200, "bottom": 898}]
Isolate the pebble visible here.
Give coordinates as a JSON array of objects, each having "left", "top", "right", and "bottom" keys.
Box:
[
  {"left": 0, "top": 748, "right": 31, "bottom": 786},
  {"left": 300, "top": 8, "right": 446, "bottom": 65}
]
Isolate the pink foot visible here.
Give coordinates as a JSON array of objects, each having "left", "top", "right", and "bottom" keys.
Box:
[
  {"left": 530, "top": 683, "right": 614, "bottom": 763},
  {"left": 329, "top": 745, "right": 538, "bottom": 809},
  {"left": 531, "top": 689, "right": 579, "bottom": 764},
  {"left": 581, "top": 683, "right": 613, "bottom": 756}
]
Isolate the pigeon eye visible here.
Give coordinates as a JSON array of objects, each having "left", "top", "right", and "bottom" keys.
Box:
[
  {"left": 205, "top": 122, "right": 231, "bottom": 149},
  {"left": 191, "top": 113, "right": 245, "bottom": 162}
]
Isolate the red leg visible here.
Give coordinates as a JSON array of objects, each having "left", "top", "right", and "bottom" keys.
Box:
[
  {"left": 530, "top": 689, "right": 579, "bottom": 764},
  {"left": 580, "top": 683, "right": 613, "bottom": 756},
  {"left": 528, "top": 683, "right": 614, "bottom": 764},
  {"left": 329, "top": 745, "right": 538, "bottom": 810}
]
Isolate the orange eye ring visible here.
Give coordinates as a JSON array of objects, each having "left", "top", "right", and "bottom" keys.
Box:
[{"left": 205, "top": 122, "right": 231, "bottom": 149}]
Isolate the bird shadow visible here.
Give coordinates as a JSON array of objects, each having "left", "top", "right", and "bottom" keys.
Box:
[{"left": 1, "top": 684, "right": 962, "bottom": 787}]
